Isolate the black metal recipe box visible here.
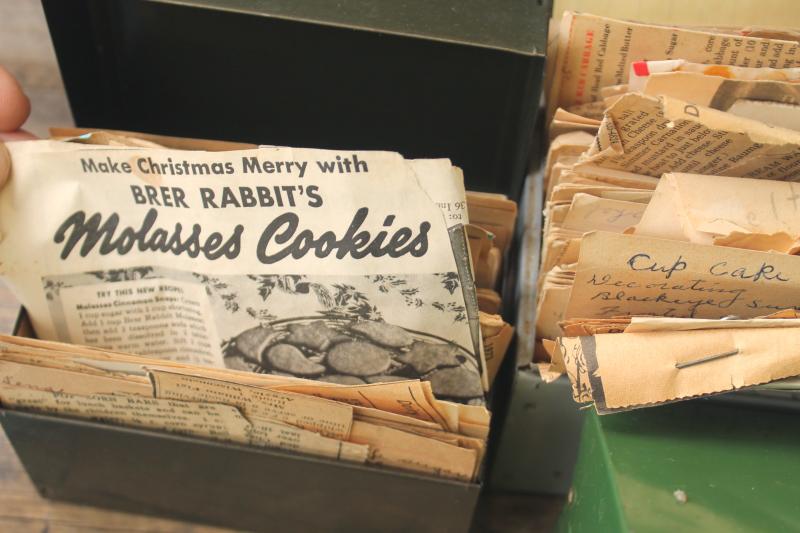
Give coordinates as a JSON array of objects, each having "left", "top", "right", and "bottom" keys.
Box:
[
  {"left": 0, "top": 1, "right": 550, "bottom": 531},
  {"left": 3, "top": 387, "right": 478, "bottom": 532}
]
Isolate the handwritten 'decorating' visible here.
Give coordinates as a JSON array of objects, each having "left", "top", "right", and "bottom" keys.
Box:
[{"left": 565, "top": 231, "right": 800, "bottom": 319}]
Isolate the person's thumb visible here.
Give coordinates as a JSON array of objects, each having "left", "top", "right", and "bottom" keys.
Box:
[
  {"left": 0, "top": 65, "right": 31, "bottom": 132},
  {"left": 0, "top": 65, "right": 36, "bottom": 187}
]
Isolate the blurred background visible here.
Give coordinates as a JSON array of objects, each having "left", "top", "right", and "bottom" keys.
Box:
[{"left": 0, "top": 0, "right": 72, "bottom": 137}]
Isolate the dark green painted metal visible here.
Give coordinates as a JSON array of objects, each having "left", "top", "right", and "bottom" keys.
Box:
[
  {"left": 490, "top": 371, "right": 585, "bottom": 495},
  {"left": 41, "top": 0, "right": 550, "bottom": 198},
  {"left": 557, "top": 410, "right": 627, "bottom": 533},
  {"left": 20, "top": 2, "right": 554, "bottom": 530},
  {"left": 559, "top": 401, "right": 800, "bottom": 533},
  {"left": 148, "top": 0, "right": 550, "bottom": 56},
  {"left": 2, "top": 409, "right": 480, "bottom": 532}
]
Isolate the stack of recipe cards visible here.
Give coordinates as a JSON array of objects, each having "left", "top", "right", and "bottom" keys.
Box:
[
  {"left": 536, "top": 12, "right": 800, "bottom": 411},
  {"left": 0, "top": 129, "right": 495, "bottom": 478}
]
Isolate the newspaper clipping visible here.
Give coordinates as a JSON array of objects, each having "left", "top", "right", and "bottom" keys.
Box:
[{"left": 0, "top": 139, "right": 486, "bottom": 404}]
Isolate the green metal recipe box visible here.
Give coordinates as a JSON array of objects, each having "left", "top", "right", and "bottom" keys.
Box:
[{"left": 0, "top": 1, "right": 551, "bottom": 531}]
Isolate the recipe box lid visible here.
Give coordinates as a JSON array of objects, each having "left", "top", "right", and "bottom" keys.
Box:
[
  {"left": 41, "top": 0, "right": 551, "bottom": 198},
  {"left": 148, "top": 0, "right": 549, "bottom": 56}
]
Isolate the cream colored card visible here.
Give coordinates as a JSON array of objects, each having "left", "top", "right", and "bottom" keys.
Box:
[
  {"left": 634, "top": 173, "right": 800, "bottom": 253},
  {"left": 565, "top": 231, "right": 800, "bottom": 320},
  {"left": 150, "top": 369, "right": 353, "bottom": 440},
  {"left": 558, "top": 326, "right": 800, "bottom": 413},
  {"left": 547, "top": 11, "right": 800, "bottom": 119},
  {"left": 580, "top": 93, "right": 800, "bottom": 180}
]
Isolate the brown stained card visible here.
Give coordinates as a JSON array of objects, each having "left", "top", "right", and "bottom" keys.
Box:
[
  {"left": 544, "top": 131, "right": 594, "bottom": 189},
  {"left": 481, "top": 316, "right": 513, "bottom": 387},
  {"left": 548, "top": 108, "right": 601, "bottom": 140},
  {"left": 349, "top": 420, "right": 477, "bottom": 482},
  {"left": 633, "top": 173, "right": 800, "bottom": 254},
  {"left": 465, "top": 192, "right": 517, "bottom": 254},
  {"left": 547, "top": 158, "right": 579, "bottom": 193},
  {"left": 454, "top": 401, "right": 490, "bottom": 432},
  {"left": 535, "top": 265, "right": 576, "bottom": 340},
  {"left": 150, "top": 369, "right": 354, "bottom": 440},
  {"left": 0, "top": 386, "right": 369, "bottom": 464},
  {"left": 0, "top": 360, "right": 151, "bottom": 397},
  {"left": 557, "top": 326, "right": 800, "bottom": 413},
  {"left": 558, "top": 313, "right": 800, "bottom": 336},
  {"left": 0, "top": 333, "right": 491, "bottom": 477},
  {"left": 634, "top": 65, "right": 800, "bottom": 132},
  {"left": 559, "top": 317, "right": 631, "bottom": 336},
  {"left": 244, "top": 415, "right": 370, "bottom": 464},
  {"left": 549, "top": 183, "right": 654, "bottom": 204},
  {"left": 0, "top": 333, "right": 475, "bottom": 433},
  {"left": 467, "top": 224, "right": 501, "bottom": 289},
  {"left": 273, "top": 378, "right": 452, "bottom": 430},
  {"left": 624, "top": 314, "right": 800, "bottom": 333},
  {"left": 353, "top": 405, "right": 444, "bottom": 432},
  {"left": 540, "top": 233, "right": 581, "bottom": 276},
  {"left": 642, "top": 71, "right": 800, "bottom": 115},
  {"left": 0, "top": 333, "right": 319, "bottom": 390},
  {"left": 562, "top": 166, "right": 659, "bottom": 192},
  {"left": 547, "top": 12, "right": 800, "bottom": 120},
  {"left": 476, "top": 288, "right": 502, "bottom": 315},
  {"left": 0, "top": 386, "right": 254, "bottom": 440},
  {"left": 565, "top": 231, "right": 800, "bottom": 321},
  {"left": 579, "top": 93, "right": 800, "bottom": 180},
  {"left": 560, "top": 194, "right": 647, "bottom": 233},
  {"left": 564, "top": 100, "right": 608, "bottom": 121},
  {"left": 714, "top": 232, "right": 799, "bottom": 255}
]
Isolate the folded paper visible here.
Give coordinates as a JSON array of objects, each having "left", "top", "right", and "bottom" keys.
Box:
[{"left": 633, "top": 173, "right": 800, "bottom": 254}]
